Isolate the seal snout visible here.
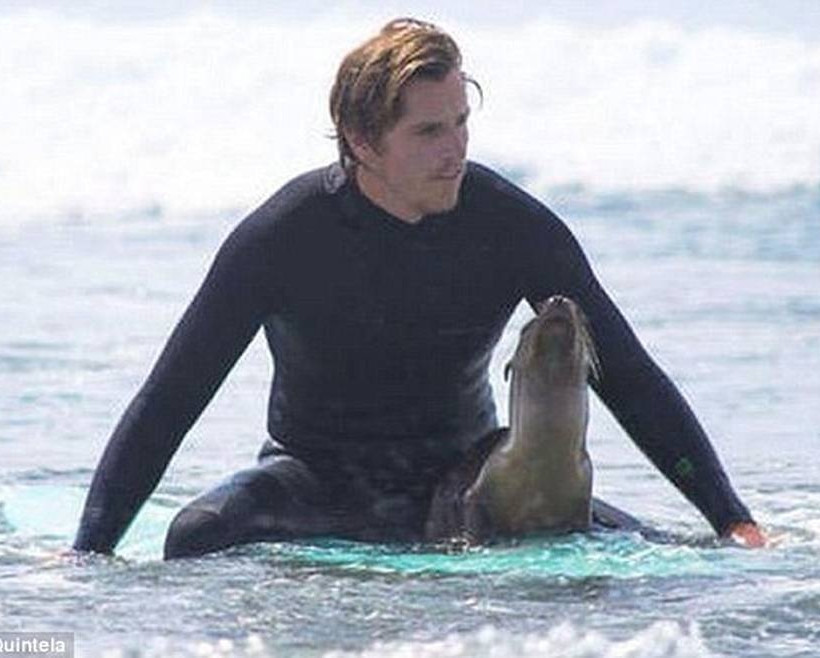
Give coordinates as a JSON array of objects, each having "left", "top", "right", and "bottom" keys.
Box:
[
  {"left": 536, "top": 295, "right": 578, "bottom": 322},
  {"left": 506, "top": 295, "right": 598, "bottom": 384},
  {"left": 532, "top": 296, "right": 581, "bottom": 348},
  {"left": 542, "top": 294, "right": 571, "bottom": 310}
]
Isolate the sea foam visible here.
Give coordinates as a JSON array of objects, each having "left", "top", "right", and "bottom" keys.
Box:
[{"left": 323, "top": 622, "right": 713, "bottom": 658}]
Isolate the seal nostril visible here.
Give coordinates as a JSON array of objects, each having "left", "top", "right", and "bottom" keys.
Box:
[{"left": 547, "top": 295, "right": 568, "bottom": 308}]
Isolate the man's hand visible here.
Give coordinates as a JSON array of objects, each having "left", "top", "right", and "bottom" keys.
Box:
[{"left": 724, "top": 521, "right": 768, "bottom": 548}]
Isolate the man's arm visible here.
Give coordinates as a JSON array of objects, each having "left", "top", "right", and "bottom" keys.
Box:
[
  {"left": 74, "top": 220, "right": 278, "bottom": 554},
  {"left": 518, "top": 206, "right": 763, "bottom": 540}
]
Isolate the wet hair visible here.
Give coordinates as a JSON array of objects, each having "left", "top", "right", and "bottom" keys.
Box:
[{"left": 329, "top": 17, "right": 480, "bottom": 170}]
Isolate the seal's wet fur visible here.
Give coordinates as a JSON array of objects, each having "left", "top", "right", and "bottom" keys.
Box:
[{"left": 426, "top": 296, "right": 602, "bottom": 545}]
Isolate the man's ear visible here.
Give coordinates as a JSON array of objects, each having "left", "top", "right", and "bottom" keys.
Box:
[{"left": 346, "top": 130, "right": 379, "bottom": 167}]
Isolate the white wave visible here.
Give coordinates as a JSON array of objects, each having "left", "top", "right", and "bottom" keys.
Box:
[
  {"left": 67, "top": 623, "right": 716, "bottom": 657},
  {"left": 1, "top": 10, "right": 818, "bottom": 226},
  {"left": 322, "top": 622, "right": 714, "bottom": 658},
  {"left": 464, "top": 20, "right": 820, "bottom": 196},
  {"left": 71, "top": 622, "right": 712, "bottom": 658}
]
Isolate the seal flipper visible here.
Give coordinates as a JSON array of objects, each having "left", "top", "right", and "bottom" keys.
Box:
[
  {"left": 591, "top": 497, "right": 644, "bottom": 531},
  {"left": 425, "top": 428, "right": 508, "bottom": 543},
  {"left": 592, "top": 496, "right": 669, "bottom": 541}
]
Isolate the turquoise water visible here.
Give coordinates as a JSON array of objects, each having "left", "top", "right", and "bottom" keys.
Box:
[{"left": 2, "top": 188, "right": 819, "bottom": 656}]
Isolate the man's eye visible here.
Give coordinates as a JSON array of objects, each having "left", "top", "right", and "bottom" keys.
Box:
[{"left": 417, "top": 125, "right": 442, "bottom": 136}]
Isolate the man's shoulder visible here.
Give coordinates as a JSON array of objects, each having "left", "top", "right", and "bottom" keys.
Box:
[
  {"left": 462, "top": 161, "right": 562, "bottom": 226},
  {"left": 253, "top": 163, "right": 343, "bottom": 218},
  {"left": 232, "top": 163, "right": 345, "bottom": 235},
  {"left": 211, "top": 164, "right": 344, "bottom": 268}
]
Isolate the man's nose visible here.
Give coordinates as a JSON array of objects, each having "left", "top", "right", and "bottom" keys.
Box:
[{"left": 442, "top": 125, "right": 468, "bottom": 159}]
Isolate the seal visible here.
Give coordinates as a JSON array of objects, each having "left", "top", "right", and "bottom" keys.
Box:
[{"left": 425, "top": 295, "right": 600, "bottom": 544}]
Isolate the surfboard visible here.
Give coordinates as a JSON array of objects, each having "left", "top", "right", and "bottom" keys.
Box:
[
  {"left": 0, "top": 484, "right": 176, "bottom": 560},
  {"left": 1, "top": 483, "right": 729, "bottom": 579}
]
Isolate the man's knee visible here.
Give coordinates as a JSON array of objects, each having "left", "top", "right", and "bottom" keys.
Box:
[
  {"left": 162, "top": 463, "right": 295, "bottom": 559},
  {"left": 163, "top": 507, "right": 233, "bottom": 560},
  {"left": 162, "top": 456, "right": 340, "bottom": 559}
]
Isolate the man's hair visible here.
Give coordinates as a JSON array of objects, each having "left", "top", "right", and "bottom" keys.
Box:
[{"left": 329, "top": 18, "right": 478, "bottom": 170}]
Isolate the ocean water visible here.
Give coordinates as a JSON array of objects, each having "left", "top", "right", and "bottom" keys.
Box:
[{"left": 1, "top": 5, "right": 819, "bottom": 657}]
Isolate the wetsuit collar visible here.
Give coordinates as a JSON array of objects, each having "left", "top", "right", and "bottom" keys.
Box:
[{"left": 329, "top": 162, "right": 462, "bottom": 236}]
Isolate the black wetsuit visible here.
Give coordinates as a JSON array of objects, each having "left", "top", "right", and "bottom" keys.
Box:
[{"left": 73, "top": 162, "right": 753, "bottom": 558}]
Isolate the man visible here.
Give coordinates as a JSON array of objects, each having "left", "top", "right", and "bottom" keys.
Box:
[{"left": 74, "top": 18, "right": 766, "bottom": 559}]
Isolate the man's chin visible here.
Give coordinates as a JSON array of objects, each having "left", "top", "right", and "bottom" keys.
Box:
[
  {"left": 424, "top": 197, "right": 459, "bottom": 217},
  {"left": 427, "top": 181, "right": 463, "bottom": 215}
]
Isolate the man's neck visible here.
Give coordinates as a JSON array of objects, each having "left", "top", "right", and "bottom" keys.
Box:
[{"left": 354, "top": 166, "right": 423, "bottom": 224}]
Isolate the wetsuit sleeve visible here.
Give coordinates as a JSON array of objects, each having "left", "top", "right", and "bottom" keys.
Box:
[
  {"left": 519, "top": 211, "right": 754, "bottom": 535},
  {"left": 73, "top": 220, "right": 279, "bottom": 554}
]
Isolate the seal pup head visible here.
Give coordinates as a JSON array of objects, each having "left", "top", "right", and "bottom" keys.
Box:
[{"left": 505, "top": 295, "right": 598, "bottom": 388}]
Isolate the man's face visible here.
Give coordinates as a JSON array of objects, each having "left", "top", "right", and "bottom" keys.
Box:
[{"left": 352, "top": 68, "right": 470, "bottom": 222}]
